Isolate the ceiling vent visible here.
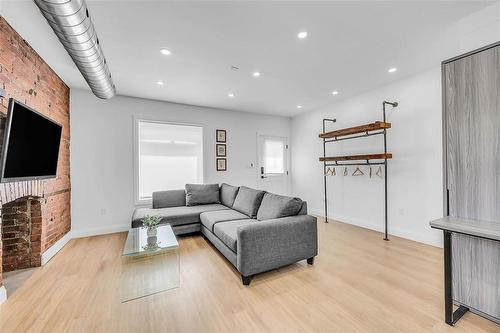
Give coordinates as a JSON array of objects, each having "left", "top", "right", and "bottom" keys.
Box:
[{"left": 33, "top": 0, "right": 116, "bottom": 99}]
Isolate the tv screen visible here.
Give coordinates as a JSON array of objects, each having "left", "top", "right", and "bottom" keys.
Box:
[{"left": 0, "top": 98, "right": 62, "bottom": 182}]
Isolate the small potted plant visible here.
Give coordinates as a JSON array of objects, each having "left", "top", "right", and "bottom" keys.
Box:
[{"left": 142, "top": 214, "right": 162, "bottom": 237}]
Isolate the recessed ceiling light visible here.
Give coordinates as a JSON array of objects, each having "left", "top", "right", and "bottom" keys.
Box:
[
  {"left": 297, "top": 105, "right": 303, "bottom": 109},
  {"left": 331, "top": 91, "right": 339, "bottom": 95},
  {"left": 157, "top": 80, "right": 164, "bottom": 86},
  {"left": 228, "top": 93, "right": 235, "bottom": 98},
  {"left": 160, "top": 48, "right": 171, "bottom": 56},
  {"left": 253, "top": 72, "right": 261, "bottom": 77},
  {"left": 388, "top": 67, "right": 397, "bottom": 73},
  {"left": 297, "top": 31, "right": 308, "bottom": 39}
]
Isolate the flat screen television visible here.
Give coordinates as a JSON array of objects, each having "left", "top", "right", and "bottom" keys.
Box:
[{"left": 0, "top": 98, "right": 62, "bottom": 182}]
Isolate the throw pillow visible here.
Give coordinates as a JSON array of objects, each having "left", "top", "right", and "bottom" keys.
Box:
[
  {"left": 232, "top": 186, "right": 266, "bottom": 218},
  {"left": 185, "top": 184, "right": 220, "bottom": 206},
  {"left": 220, "top": 183, "right": 239, "bottom": 207},
  {"left": 256, "top": 193, "right": 303, "bottom": 221}
]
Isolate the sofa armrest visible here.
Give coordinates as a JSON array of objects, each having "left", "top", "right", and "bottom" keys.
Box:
[
  {"left": 152, "top": 189, "right": 186, "bottom": 208},
  {"left": 236, "top": 215, "right": 318, "bottom": 276}
]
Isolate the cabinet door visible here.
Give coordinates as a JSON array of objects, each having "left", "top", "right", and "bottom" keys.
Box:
[{"left": 444, "top": 44, "right": 500, "bottom": 320}]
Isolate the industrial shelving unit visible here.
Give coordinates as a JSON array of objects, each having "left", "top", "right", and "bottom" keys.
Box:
[{"left": 319, "top": 101, "right": 398, "bottom": 240}]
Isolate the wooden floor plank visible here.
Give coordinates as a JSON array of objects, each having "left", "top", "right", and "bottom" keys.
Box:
[{"left": 0, "top": 219, "right": 498, "bottom": 332}]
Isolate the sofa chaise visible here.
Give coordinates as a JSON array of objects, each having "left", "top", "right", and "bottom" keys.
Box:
[{"left": 132, "top": 183, "right": 318, "bottom": 285}]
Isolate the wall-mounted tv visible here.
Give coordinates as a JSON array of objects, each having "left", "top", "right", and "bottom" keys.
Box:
[{"left": 0, "top": 98, "right": 62, "bottom": 182}]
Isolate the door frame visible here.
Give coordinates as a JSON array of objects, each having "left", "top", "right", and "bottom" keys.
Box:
[{"left": 256, "top": 133, "right": 291, "bottom": 195}]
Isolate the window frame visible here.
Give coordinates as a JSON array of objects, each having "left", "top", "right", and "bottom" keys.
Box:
[{"left": 133, "top": 117, "right": 204, "bottom": 206}]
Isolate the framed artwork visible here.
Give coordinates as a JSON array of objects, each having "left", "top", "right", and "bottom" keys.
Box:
[
  {"left": 216, "top": 144, "right": 226, "bottom": 157},
  {"left": 216, "top": 158, "right": 227, "bottom": 171},
  {"left": 216, "top": 129, "right": 226, "bottom": 143}
]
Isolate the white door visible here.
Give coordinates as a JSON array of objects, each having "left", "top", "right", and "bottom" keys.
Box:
[{"left": 258, "top": 135, "right": 289, "bottom": 195}]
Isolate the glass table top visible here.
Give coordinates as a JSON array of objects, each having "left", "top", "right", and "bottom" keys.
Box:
[{"left": 122, "top": 224, "right": 179, "bottom": 256}]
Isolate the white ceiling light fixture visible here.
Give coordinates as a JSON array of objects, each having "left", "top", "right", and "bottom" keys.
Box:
[
  {"left": 228, "top": 92, "right": 235, "bottom": 98},
  {"left": 297, "top": 105, "right": 303, "bottom": 109},
  {"left": 331, "top": 90, "right": 339, "bottom": 95},
  {"left": 157, "top": 81, "right": 164, "bottom": 86},
  {"left": 253, "top": 72, "right": 261, "bottom": 77},
  {"left": 388, "top": 67, "right": 397, "bottom": 73},
  {"left": 160, "top": 48, "right": 172, "bottom": 56},
  {"left": 297, "top": 31, "right": 308, "bottom": 39}
]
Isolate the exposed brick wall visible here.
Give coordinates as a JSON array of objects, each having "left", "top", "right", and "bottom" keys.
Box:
[
  {"left": 0, "top": 16, "right": 71, "bottom": 286},
  {"left": 1, "top": 197, "right": 42, "bottom": 272}
]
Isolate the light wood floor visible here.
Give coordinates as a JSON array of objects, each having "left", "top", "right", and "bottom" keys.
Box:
[{"left": 0, "top": 219, "right": 498, "bottom": 332}]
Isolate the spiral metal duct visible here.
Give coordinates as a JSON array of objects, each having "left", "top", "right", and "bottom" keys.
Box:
[{"left": 33, "top": 0, "right": 116, "bottom": 99}]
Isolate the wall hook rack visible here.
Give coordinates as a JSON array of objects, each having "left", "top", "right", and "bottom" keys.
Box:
[{"left": 319, "top": 101, "right": 398, "bottom": 240}]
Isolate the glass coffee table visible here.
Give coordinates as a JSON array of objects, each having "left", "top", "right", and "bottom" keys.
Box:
[{"left": 121, "top": 224, "right": 179, "bottom": 302}]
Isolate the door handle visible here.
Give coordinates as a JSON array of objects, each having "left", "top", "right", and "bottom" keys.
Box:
[{"left": 260, "top": 166, "right": 267, "bottom": 179}]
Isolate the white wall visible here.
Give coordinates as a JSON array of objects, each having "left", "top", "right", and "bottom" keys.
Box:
[
  {"left": 291, "top": 68, "right": 443, "bottom": 246},
  {"left": 291, "top": 1, "right": 500, "bottom": 247},
  {"left": 70, "top": 89, "right": 290, "bottom": 237}
]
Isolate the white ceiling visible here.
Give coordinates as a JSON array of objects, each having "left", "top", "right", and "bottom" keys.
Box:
[{"left": 0, "top": 1, "right": 494, "bottom": 116}]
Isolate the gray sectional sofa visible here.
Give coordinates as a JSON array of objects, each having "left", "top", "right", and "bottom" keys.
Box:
[{"left": 132, "top": 183, "right": 318, "bottom": 285}]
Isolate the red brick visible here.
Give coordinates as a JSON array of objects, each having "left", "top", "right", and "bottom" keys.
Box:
[{"left": 0, "top": 17, "right": 70, "bottom": 281}]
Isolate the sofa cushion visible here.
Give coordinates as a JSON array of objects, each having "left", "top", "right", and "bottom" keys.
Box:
[
  {"left": 213, "top": 219, "right": 256, "bottom": 252},
  {"left": 185, "top": 184, "right": 220, "bottom": 206},
  {"left": 131, "top": 204, "right": 229, "bottom": 228},
  {"left": 200, "top": 209, "right": 249, "bottom": 232},
  {"left": 232, "top": 186, "right": 266, "bottom": 218},
  {"left": 152, "top": 189, "right": 186, "bottom": 209},
  {"left": 220, "top": 183, "right": 239, "bottom": 207},
  {"left": 256, "top": 193, "right": 303, "bottom": 221}
]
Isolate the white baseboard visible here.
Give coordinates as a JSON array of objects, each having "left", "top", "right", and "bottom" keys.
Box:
[
  {"left": 41, "top": 224, "right": 129, "bottom": 265},
  {"left": 0, "top": 286, "right": 6, "bottom": 305},
  {"left": 70, "top": 223, "right": 129, "bottom": 239},
  {"left": 310, "top": 209, "right": 442, "bottom": 247},
  {"left": 41, "top": 232, "right": 72, "bottom": 265}
]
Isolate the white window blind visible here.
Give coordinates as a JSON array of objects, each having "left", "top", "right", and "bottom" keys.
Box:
[
  {"left": 137, "top": 121, "right": 203, "bottom": 200},
  {"left": 263, "top": 139, "right": 285, "bottom": 174}
]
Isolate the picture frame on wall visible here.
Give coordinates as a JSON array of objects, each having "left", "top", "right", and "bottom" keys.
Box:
[
  {"left": 216, "top": 129, "right": 226, "bottom": 143},
  {"left": 216, "top": 158, "right": 227, "bottom": 171},
  {"left": 216, "top": 144, "right": 226, "bottom": 157}
]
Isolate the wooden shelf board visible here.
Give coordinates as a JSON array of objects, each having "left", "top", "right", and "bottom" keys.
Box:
[
  {"left": 319, "top": 121, "right": 391, "bottom": 139},
  {"left": 319, "top": 153, "right": 392, "bottom": 162}
]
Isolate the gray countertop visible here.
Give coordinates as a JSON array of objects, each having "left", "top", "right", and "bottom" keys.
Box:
[{"left": 430, "top": 216, "right": 500, "bottom": 241}]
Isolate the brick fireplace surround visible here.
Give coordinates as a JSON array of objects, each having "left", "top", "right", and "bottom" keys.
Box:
[
  {"left": 0, "top": 17, "right": 71, "bottom": 291},
  {"left": 2, "top": 197, "right": 43, "bottom": 272}
]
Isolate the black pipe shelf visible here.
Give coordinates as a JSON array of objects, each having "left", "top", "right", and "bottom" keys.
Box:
[{"left": 320, "top": 102, "right": 397, "bottom": 241}]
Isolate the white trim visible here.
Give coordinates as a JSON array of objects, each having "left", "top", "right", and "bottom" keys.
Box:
[
  {"left": 70, "top": 223, "right": 129, "bottom": 239},
  {"left": 41, "top": 232, "right": 72, "bottom": 265},
  {"left": 310, "top": 209, "right": 442, "bottom": 247},
  {"left": 256, "top": 133, "right": 291, "bottom": 195},
  {"left": 0, "top": 286, "right": 6, "bottom": 305},
  {"left": 39, "top": 224, "right": 130, "bottom": 264}
]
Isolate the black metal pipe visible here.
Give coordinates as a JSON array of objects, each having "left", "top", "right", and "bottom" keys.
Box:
[
  {"left": 323, "top": 120, "right": 327, "bottom": 223},
  {"left": 322, "top": 118, "right": 336, "bottom": 223},
  {"left": 444, "top": 230, "right": 453, "bottom": 324},
  {"left": 383, "top": 102, "right": 389, "bottom": 240},
  {"left": 381, "top": 101, "right": 397, "bottom": 241}
]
